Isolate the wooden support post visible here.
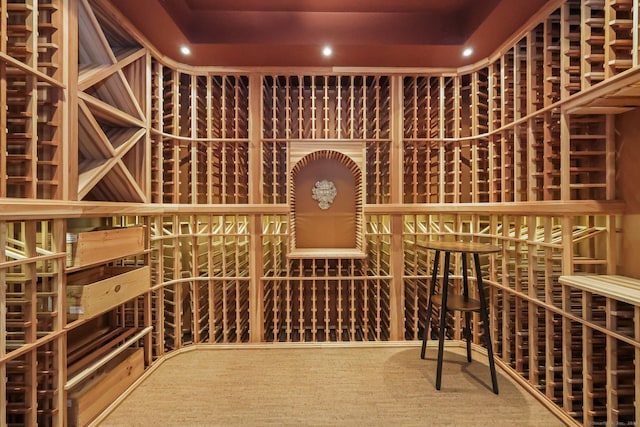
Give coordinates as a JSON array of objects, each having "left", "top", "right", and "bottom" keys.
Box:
[
  {"left": 152, "top": 216, "right": 165, "bottom": 355},
  {"left": 189, "top": 216, "right": 199, "bottom": 343},
  {"left": 605, "top": 114, "right": 616, "bottom": 201},
  {"left": 499, "top": 215, "right": 510, "bottom": 363},
  {"left": 0, "top": 60, "right": 5, "bottom": 198},
  {"left": 605, "top": 0, "right": 614, "bottom": 79},
  {"left": 635, "top": 305, "right": 640, "bottom": 423},
  {"left": 24, "top": 220, "right": 37, "bottom": 425},
  {"left": 205, "top": 76, "right": 214, "bottom": 204},
  {"left": 248, "top": 74, "right": 264, "bottom": 342},
  {"left": 438, "top": 77, "right": 446, "bottom": 203},
  {"left": 0, "top": 220, "right": 6, "bottom": 424},
  {"left": 583, "top": 290, "right": 593, "bottom": 426},
  {"left": 173, "top": 216, "right": 182, "bottom": 348},
  {"left": 0, "top": 0, "right": 5, "bottom": 56},
  {"left": 172, "top": 70, "right": 180, "bottom": 203},
  {"left": 488, "top": 215, "right": 500, "bottom": 359},
  {"left": 385, "top": 75, "right": 405, "bottom": 341},
  {"left": 499, "top": 55, "right": 507, "bottom": 203},
  {"left": 606, "top": 298, "right": 615, "bottom": 423},
  {"left": 207, "top": 217, "right": 216, "bottom": 343},
  {"left": 153, "top": 62, "right": 163, "bottom": 203},
  {"left": 560, "top": 113, "right": 571, "bottom": 201},
  {"left": 248, "top": 74, "right": 262, "bottom": 205},
  {"left": 634, "top": 0, "right": 640, "bottom": 68},
  {"left": 26, "top": 351, "right": 36, "bottom": 426},
  {"left": 143, "top": 52, "right": 152, "bottom": 202},
  {"left": 606, "top": 214, "right": 617, "bottom": 275},
  {"left": 190, "top": 75, "right": 198, "bottom": 204},
  {"left": 560, "top": 2, "right": 572, "bottom": 99},
  {"left": 143, "top": 285, "right": 152, "bottom": 360},
  {"left": 249, "top": 214, "right": 263, "bottom": 343},
  {"left": 562, "top": 216, "right": 574, "bottom": 276},
  {"left": 389, "top": 75, "right": 403, "bottom": 205},
  {"left": 453, "top": 76, "right": 461, "bottom": 204},
  {"left": 389, "top": 215, "right": 404, "bottom": 341},
  {"left": 527, "top": 215, "right": 539, "bottom": 387},
  {"left": 561, "top": 275, "right": 572, "bottom": 413}
]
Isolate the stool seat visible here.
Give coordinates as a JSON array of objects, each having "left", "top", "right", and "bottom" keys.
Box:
[{"left": 431, "top": 294, "right": 481, "bottom": 312}]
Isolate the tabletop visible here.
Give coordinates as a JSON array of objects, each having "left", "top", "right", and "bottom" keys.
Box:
[{"left": 416, "top": 240, "right": 501, "bottom": 254}]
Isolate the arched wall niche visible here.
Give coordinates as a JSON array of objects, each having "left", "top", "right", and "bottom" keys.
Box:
[{"left": 288, "top": 142, "right": 365, "bottom": 258}]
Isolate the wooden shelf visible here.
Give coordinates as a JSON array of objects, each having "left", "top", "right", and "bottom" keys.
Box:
[
  {"left": 559, "top": 275, "right": 640, "bottom": 305},
  {"left": 287, "top": 249, "right": 367, "bottom": 259}
]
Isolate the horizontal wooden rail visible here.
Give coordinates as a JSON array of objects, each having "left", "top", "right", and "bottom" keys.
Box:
[{"left": 0, "top": 200, "right": 626, "bottom": 220}]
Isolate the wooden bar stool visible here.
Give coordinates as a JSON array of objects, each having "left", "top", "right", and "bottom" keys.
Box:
[{"left": 418, "top": 241, "right": 500, "bottom": 394}]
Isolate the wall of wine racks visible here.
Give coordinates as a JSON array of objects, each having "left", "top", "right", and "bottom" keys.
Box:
[
  {"left": 0, "top": 0, "right": 63, "bottom": 200},
  {"left": 2, "top": 0, "right": 640, "bottom": 425}
]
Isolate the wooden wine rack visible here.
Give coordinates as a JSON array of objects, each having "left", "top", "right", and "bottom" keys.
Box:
[
  {"left": 262, "top": 258, "right": 391, "bottom": 342},
  {"left": 558, "top": 275, "right": 640, "bottom": 425},
  {"left": 1, "top": 0, "right": 63, "bottom": 200},
  {"left": 582, "top": 0, "right": 606, "bottom": 87},
  {"left": 262, "top": 75, "right": 390, "bottom": 141},
  {"left": 399, "top": 212, "right": 620, "bottom": 421},
  {"left": 1, "top": 219, "right": 65, "bottom": 426},
  {"left": 4, "top": 0, "right": 640, "bottom": 425},
  {"left": 150, "top": 215, "right": 251, "bottom": 354},
  {"left": 76, "top": 0, "right": 148, "bottom": 202},
  {"left": 262, "top": 75, "right": 392, "bottom": 207},
  {"left": 262, "top": 214, "right": 391, "bottom": 342},
  {"left": 150, "top": 64, "right": 250, "bottom": 204},
  {"left": 0, "top": 213, "right": 151, "bottom": 426}
]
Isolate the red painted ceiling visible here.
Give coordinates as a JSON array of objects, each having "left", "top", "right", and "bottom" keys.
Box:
[{"left": 107, "top": 0, "right": 551, "bottom": 68}]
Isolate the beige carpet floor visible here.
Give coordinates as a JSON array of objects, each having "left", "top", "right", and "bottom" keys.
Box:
[{"left": 98, "top": 344, "right": 567, "bottom": 427}]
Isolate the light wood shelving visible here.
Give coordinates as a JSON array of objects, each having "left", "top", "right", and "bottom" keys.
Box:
[
  {"left": 1, "top": 0, "right": 63, "bottom": 200},
  {"left": 63, "top": 215, "right": 151, "bottom": 426},
  {"left": 3, "top": 0, "right": 640, "bottom": 425},
  {"left": 559, "top": 275, "right": 640, "bottom": 425},
  {"left": 262, "top": 214, "right": 391, "bottom": 342},
  {"left": 1, "top": 219, "right": 65, "bottom": 426},
  {"left": 151, "top": 67, "right": 249, "bottom": 204},
  {"left": 150, "top": 215, "right": 251, "bottom": 353}
]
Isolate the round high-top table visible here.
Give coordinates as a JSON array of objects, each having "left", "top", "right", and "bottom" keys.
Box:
[{"left": 418, "top": 241, "right": 500, "bottom": 394}]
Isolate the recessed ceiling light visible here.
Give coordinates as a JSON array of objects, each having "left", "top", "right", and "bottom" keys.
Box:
[
  {"left": 322, "top": 45, "right": 333, "bottom": 57},
  {"left": 180, "top": 45, "right": 191, "bottom": 55},
  {"left": 462, "top": 47, "right": 473, "bottom": 57}
]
